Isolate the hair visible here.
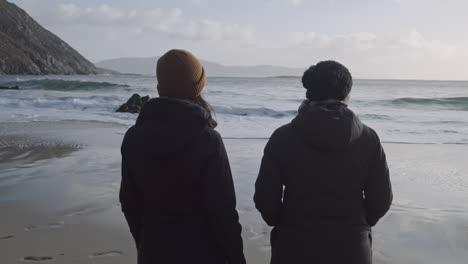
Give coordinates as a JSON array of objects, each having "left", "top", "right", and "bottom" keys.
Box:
[
  {"left": 301, "top": 60, "right": 353, "bottom": 101},
  {"left": 193, "top": 95, "right": 218, "bottom": 128}
]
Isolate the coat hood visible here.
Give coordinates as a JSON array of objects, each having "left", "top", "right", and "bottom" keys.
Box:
[
  {"left": 126, "top": 97, "right": 212, "bottom": 156},
  {"left": 290, "top": 100, "right": 364, "bottom": 151}
]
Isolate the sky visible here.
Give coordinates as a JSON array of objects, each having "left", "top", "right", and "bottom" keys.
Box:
[{"left": 9, "top": 0, "right": 468, "bottom": 80}]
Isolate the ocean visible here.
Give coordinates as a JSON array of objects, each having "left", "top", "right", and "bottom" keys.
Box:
[{"left": 1, "top": 75, "right": 467, "bottom": 144}]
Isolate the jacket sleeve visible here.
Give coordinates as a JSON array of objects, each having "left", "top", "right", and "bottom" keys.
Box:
[
  {"left": 201, "top": 133, "right": 246, "bottom": 264},
  {"left": 119, "top": 157, "right": 143, "bottom": 249},
  {"left": 363, "top": 132, "right": 393, "bottom": 227},
  {"left": 254, "top": 133, "right": 283, "bottom": 227}
]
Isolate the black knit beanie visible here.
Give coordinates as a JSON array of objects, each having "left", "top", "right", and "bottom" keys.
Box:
[{"left": 302, "top": 60, "right": 352, "bottom": 101}]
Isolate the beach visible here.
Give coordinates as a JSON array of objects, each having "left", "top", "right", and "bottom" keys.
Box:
[
  {"left": 1, "top": 120, "right": 467, "bottom": 264},
  {"left": 2, "top": 0, "right": 468, "bottom": 262}
]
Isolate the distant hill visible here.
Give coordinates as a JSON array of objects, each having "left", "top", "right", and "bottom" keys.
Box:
[
  {"left": 0, "top": 0, "right": 98, "bottom": 75},
  {"left": 96, "top": 57, "right": 304, "bottom": 77}
]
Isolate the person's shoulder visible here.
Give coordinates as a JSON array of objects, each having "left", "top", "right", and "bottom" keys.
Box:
[
  {"left": 271, "top": 123, "right": 293, "bottom": 140},
  {"left": 201, "top": 127, "right": 222, "bottom": 141},
  {"left": 357, "top": 123, "right": 383, "bottom": 153},
  {"left": 265, "top": 123, "right": 294, "bottom": 151},
  {"left": 121, "top": 125, "right": 137, "bottom": 154},
  {"left": 361, "top": 123, "right": 381, "bottom": 143},
  {"left": 198, "top": 127, "right": 225, "bottom": 150}
]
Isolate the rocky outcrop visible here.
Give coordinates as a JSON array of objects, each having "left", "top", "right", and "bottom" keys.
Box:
[
  {"left": 0, "top": 0, "right": 98, "bottom": 75},
  {"left": 116, "top": 94, "right": 150, "bottom": 114}
]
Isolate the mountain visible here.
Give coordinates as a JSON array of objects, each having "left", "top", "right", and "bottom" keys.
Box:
[
  {"left": 0, "top": 0, "right": 98, "bottom": 75},
  {"left": 96, "top": 57, "right": 304, "bottom": 77}
]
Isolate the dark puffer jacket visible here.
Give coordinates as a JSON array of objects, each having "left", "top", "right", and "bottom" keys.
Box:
[
  {"left": 120, "top": 97, "right": 245, "bottom": 264},
  {"left": 254, "top": 101, "right": 392, "bottom": 264}
]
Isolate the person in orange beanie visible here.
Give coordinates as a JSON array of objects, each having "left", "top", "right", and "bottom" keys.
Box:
[{"left": 120, "top": 49, "right": 246, "bottom": 264}]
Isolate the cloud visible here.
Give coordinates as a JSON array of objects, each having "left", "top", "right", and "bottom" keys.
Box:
[
  {"left": 191, "top": 0, "right": 209, "bottom": 6},
  {"left": 285, "top": 31, "right": 382, "bottom": 52},
  {"left": 286, "top": 0, "right": 303, "bottom": 6},
  {"left": 56, "top": 4, "right": 181, "bottom": 32},
  {"left": 284, "top": 29, "right": 457, "bottom": 58},
  {"left": 395, "top": 0, "right": 425, "bottom": 3},
  {"left": 274, "top": 29, "right": 466, "bottom": 79},
  {"left": 58, "top": 4, "right": 128, "bottom": 25},
  {"left": 398, "top": 29, "right": 457, "bottom": 58},
  {"left": 43, "top": 3, "right": 254, "bottom": 42},
  {"left": 178, "top": 20, "right": 255, "bottom": 41}
]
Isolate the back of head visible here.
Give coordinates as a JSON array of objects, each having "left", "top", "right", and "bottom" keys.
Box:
[
  {"left": 155, "top": 49, "right": 217, "bottom": 128},
  {"left": 302, "top": 60, "right": 352, "bottom": 101},
  {"left": 156, "top": 49, "right": 206, "bottom": 99}
]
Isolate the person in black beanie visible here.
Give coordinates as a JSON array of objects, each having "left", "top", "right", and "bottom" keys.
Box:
[{"left": 254, "top": 60, "right": 393, "bottom": 264}]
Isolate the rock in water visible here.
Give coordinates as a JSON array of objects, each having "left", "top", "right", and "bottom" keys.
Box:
[
  {"left": 0, "top": 0, "right": 98, "bottom": 75},
  {"left": 116, "top": 94, "right": 150, "bottom": 113}
]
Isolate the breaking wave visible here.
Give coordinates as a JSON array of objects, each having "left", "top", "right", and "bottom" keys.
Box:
[
  {"left": 214, "top": 106, "right": 296, "bottom": 118},
  {"left": 387, "top": 97, "right": 468, "bottom": 110}
]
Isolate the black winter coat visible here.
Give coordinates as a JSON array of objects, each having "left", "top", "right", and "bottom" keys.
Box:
[
  {"left": 254, "top": 101, "right": 392, "bottom": 264},
  {"left": 120, "top": 98, "right": 245, "bottom": 264}
]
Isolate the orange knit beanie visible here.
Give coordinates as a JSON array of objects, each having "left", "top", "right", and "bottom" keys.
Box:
[{"left": 156, "top": 49, "right": 206, "bottom": 99}]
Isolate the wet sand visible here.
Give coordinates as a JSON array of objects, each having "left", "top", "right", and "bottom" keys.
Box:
[{"left": 1, "top": 121, "right": 467, "bottom": 263}]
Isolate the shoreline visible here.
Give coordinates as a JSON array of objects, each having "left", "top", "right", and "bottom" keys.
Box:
[
  {"left": 1, "top": 120, "right": 467, "bottom": 145},
  {"left": 1, "top": 120, "right": 468, "bottom": 264}
]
